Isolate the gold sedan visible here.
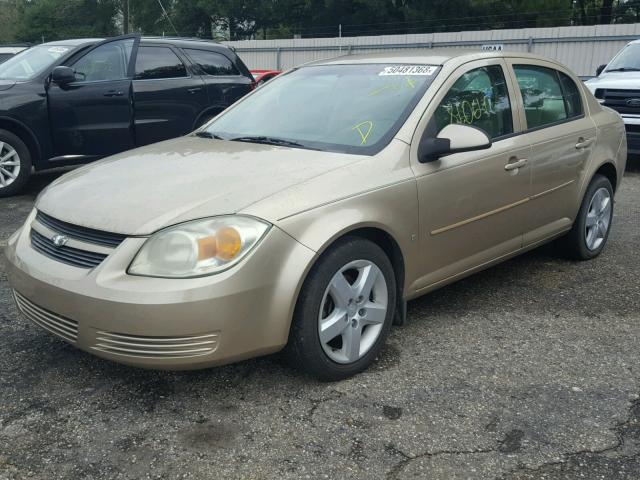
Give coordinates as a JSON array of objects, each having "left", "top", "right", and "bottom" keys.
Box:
[{"left": 5, "top": 51, "right": 626, "bottom": 380}]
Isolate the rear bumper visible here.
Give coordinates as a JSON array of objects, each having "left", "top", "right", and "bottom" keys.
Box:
[{"left": 5, "top": 216, "right": 315, "bottom": 370}]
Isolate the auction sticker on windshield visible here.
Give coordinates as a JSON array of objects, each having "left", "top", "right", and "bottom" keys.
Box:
[{"left": 379, "top": 65, "right": 438, "bottom": 76}]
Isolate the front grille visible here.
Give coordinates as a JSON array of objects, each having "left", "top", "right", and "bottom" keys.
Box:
[
  {"left": 13, "top": 290, "right": 78, "bottom": 343},
  {"left": 602, "top": 89, "right": 640, "bottom": 115},
  {"left": 625, "top": 124, "right": 640, "bottom": 134},
  {"left": 92, "top": 331, "right": 219, "bottom": 359},
  {"left": 31, "top": 230, "right": 107, "bottom": 268},
  {"left": 36, "top": 211, "right": 126, "bottom": 247}
]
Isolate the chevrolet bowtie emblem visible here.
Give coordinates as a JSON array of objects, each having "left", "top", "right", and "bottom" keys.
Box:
[{"left": 51, "top": 234, "right": 68, "bottom": 248}]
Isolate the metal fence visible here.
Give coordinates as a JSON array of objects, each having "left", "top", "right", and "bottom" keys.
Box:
[{"left": 224, "top": 23, "right": 640, "bottom": 77}]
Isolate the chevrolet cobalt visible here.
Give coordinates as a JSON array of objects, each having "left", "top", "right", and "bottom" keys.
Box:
[{"left": 5, "top": 51, "right": 626, "bottom": 380}]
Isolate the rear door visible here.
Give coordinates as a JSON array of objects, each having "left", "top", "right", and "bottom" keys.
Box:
[
  {"left": 506, "top": 61, "right": 596, "bottom": 246},
  {"left": 47, "top": 35, "right": 139, "bottom": 158},
  {"left": 182, "top": 47, "right": 253, "bottom": 119},
  {"left": 132, "top": 44, "right": 208, "bottom": 146}
]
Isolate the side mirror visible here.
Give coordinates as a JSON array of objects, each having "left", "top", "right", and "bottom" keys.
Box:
[
  {"left": 51, "top": 66, "right": 76, "bottom": 85},
  {"left": 596, "top": 64, "right": 607, "bottom": 76},
  {"left": 418, "top": 124, "right": 492, "bottom": 163}
]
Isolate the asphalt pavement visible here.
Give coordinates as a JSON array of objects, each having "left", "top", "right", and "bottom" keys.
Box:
[{"left": 1, "top": 167, "right": 639, "bottom": 480}]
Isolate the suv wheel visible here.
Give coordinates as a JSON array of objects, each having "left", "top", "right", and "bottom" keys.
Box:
[
  {"left": 0, "top": 129, "right": 32, "bottom": 198},
  {"left": 287, "top": 237, "right": 396, "bottom": 381}
]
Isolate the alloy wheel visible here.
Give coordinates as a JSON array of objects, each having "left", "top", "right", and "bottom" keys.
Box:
[
  {"left": 318, "top": 259, "right": 388, "bottom": 364},
  {"left": 585, "top": 187, "right": 612, "bottom": 251},
  {"left": 0, "top": 141, "right": 21, "bottom": 189}
]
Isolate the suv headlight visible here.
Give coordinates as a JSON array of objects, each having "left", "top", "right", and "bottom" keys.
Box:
[{"left": 128, "top": 216, "right": 270, "bottom": 278}]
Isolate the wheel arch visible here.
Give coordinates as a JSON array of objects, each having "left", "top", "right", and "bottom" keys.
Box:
[
  {"left": 287, "top": 222, "right": 409, "bottom": 337},
  {"left": 594, "top": 161, "right": 618, "bottom": 192},
  {"left": 192, "top": 106, "right": 226, "bottom": 130},
  {"left": 0, "top": 116, "right": 41, "bottom": 164}
]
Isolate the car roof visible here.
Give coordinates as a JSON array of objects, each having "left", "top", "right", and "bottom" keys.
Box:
[
  {"left": 309, "top": 49, "right": 561, "bottom": 67},
  {"left": 41, "top": 38, "right": 104, "bottom": 47},
  {"left": 40, "top": 36, "right": 232, "bottom": 52}
]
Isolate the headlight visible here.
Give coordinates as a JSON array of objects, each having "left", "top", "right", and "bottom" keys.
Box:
[{"left": 128, "top": 216, "right": 270, "bottom": 278}]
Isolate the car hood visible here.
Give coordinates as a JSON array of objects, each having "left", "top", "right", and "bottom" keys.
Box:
[
  {"left": 585, "top": 72, "right": 640, "bottom": 92},
  {"left": 0, "top": 80, "right": 16, "bottom": 91},
  {"left": 37, "top": 137, "right": 361, "bottom": 236}
]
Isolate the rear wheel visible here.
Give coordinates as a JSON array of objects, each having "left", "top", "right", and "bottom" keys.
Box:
[
  {"left": 287, "top": 237, "right": 396, "bottom": 381},
  {"left": 0, "top": 129, "right": 32, "bottom": 198},
  {"left": 563, "top": 174, "right": 614, "bottom": 260}
]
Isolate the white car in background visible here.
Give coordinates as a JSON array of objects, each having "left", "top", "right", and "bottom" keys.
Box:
[
  {"left": 586, "top": 39, "right": 640, "bottom": 155},
  {"left": 0, "top": 45, "right": 29, "bottom": 64}
]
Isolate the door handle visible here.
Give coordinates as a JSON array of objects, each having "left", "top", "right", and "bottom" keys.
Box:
[
  {"left": 188, "top": 87, "right": 202, "bottom": 94},
  {"left": 104, "top": 90, "right": 124, "bottom": 97},
  {"left": 575, "top": 138, "right": 593, "bottom": 149},
  {"left": 504, "top": 158, "right": 528, "bottom": 171}
]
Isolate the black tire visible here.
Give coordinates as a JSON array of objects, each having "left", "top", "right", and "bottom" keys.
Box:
[
  {"left": 563, "top": 174, "right": 614, "bottom": 260},
  {"left": 286, "top": 237, "right": 397, "bottom": 381},
  {"left": 0, "top": 129, "right": 32, "bottom": 198}
]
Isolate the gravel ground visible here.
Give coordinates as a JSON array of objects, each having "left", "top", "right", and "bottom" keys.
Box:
[{"left": 1, "top": 167, "right": 639, "bottom": 480}]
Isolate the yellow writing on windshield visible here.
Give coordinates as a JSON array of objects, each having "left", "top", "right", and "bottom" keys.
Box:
[{"left": 352, "top": 121, "right": 374, "bottom": 145}]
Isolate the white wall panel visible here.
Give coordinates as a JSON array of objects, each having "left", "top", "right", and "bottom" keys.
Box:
[{"left": 224, "top": 23, "right": 640, "bottom": 76}]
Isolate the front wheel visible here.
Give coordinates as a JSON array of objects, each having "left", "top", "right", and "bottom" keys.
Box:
[
  {"left": 0, "top": 129, "right": 32, "bottom": 198},
  {"left": 287, "top": 237, "right": 397, "bottom": 381},
  {"left": 563, "top": 174, "right": 614, "bottom": 260}
]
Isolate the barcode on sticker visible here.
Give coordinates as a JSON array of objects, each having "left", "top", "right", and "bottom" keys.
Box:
[{"left": 379, "top": 66, "right": 437, "bottom": 76}]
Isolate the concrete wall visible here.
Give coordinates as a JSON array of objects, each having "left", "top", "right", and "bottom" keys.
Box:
[{"left": 224, "top": 23, "right": 640, "bottom": 76}]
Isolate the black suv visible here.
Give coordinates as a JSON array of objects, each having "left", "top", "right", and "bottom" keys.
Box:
[{"left": 0, "top": 35, "right": 254, "bottom": 196}]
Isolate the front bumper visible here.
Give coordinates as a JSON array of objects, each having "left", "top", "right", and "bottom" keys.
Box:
[
  {"left": 5, "top": 216, "right": 315, "bottom": 370},
  {"left": 621, "top": 115, "right": 640, "bottom": 155}
]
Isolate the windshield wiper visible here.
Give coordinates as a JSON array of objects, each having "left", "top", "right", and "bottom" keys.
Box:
[
  {"left": 605, "top": 67, "right": 640, "bottom": 72},
  {"left": 195, "top": 131, "right": 225, "bottom": 140},
  {"left": 229, "top": 136, "right": 306, "bottom": 148}
]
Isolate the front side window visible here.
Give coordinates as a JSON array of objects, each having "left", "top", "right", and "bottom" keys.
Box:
[
  {"left": 72, "top": 39, "right": 133, "bottom": 82},
  {"left": 205, "top": 64, "right": 441, "bottom": 155},
  {"left": 433, "top": 65, "right": 513, "bottom": 139},
  {"left": 135, "top": 46, "right": 187, "bottom": 80},
  {"left": 514, "top": 65, "right": 568, "bottom": 130},
  {"left": 0, "top": 45, "right": 71, "bottom": 80},
  {"left": 184, "top": 49, "right": 238, "bottom": 76}
]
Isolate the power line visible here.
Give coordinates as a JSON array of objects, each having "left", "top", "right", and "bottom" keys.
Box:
[{"left": 156, "top": 0, "right": 179, "bottom": 36}]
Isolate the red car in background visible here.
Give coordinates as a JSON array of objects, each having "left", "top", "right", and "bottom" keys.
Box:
[{"left": 251, "top": 69, "right": 281, "bottom": 86}]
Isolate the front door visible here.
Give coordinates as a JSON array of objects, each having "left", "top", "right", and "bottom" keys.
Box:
[
  {"left": 47, "top": 36, "right": 138, "bottom": 159},
  {"left": 132, "top": 44, "right": 208, "bottom": 146},
  {"left": 508, "top": 62, "right": 597, "bottom": 246},
  {"left": 411, "top": 60, "right": 531, "bottom": 290}
]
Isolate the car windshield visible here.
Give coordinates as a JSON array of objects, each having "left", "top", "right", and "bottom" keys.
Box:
[
  {"left": 606, "top": 44, "right": 640, "bottom": 72},
  {"left": 0, "top": 45, "right": 71, "bottom": 80},
  {"left": 204, "top": 63, "right": 441, "bottom": 154}
]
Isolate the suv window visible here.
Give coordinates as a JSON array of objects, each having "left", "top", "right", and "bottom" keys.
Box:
[
  {"left": 72, "top": 39, "right": 133, "bottom": 82},
  {"left": 184, "top": 48, "right": 238, "bottom": 76},
  {"left": 135, "top": 46, "right": 187, "bottom": 80},
  {"left": 514, "top": 65, "right": 573, "bottom": 129},
  {"left": 433, "top": 65, "right": 513, "bottom": 139}
]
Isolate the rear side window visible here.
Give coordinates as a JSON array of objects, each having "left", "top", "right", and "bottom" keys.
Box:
[
  {"left": 135, "top": 46, "right": 187, "bottom": 80},
  {"left": 514, "top": 65, "right": 571, "bottom": 129},
  {"left": 184, "top": 48, "right": 238, "bottom": 76},
  {"left": 558, "top": 72, "right": 583, "bottom": 118},
  {"left": 433, "top": 65, "right": 513, "bottom": 139}
]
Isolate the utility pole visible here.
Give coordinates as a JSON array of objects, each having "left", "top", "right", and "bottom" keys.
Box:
[
  {"left": 339, "top": 24, "right": 342, "bottom": 53},
  {"left": 123, "top": 0, "right": 130, "bottom": 34}
]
